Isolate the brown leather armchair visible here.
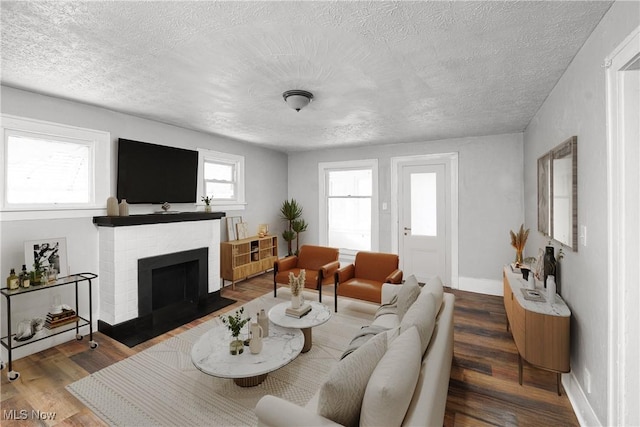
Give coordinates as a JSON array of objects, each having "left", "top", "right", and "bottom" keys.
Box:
[
  {"left": 273, "top": 245, "right": 340, "bottom": 302},
  {"left": 334, "top": 251, "right": 403, "bottom": 311}
]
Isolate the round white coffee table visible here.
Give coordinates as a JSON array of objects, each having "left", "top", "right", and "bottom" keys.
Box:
[
  {"left": 191, "top": 323, "right": 303, "bottom": 387},
  {"left": 268, "top": 301, "right": 332, "bottom": 353}
]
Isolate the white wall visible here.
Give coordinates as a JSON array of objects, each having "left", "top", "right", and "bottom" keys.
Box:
[
  {"left": 288, "top": 133, "right": 524, "bottom": 290},
  {"left": 523, "top": 1, "right": 640, "bottom": 424},
  {"left": 0, "top": 86, "right": 288, "bottom": 359}
]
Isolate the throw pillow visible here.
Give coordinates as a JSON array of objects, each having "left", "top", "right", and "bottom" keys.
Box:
[
  {"left": 400, "top": 291, "right": 437, "bottom": 355},
  {"left": 317, "top": 330, "right": 388, "bottom": 426},
  {"left": 360, "top": 326, "right": 422, "bottom": 427},
  {"left": 422, "top": 275, "right": 444, "bottom": 313},
  {"left": 341, "top": 325, "right": 390, "bottom": 360},
  {"left": 396, "top": 275, "right": 421, "bottom": 320}
]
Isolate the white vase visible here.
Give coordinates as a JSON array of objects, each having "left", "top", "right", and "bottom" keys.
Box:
[
  {"left": 291, "top": 293, "right": 302, "bottom": 309},
  {"left": 547, "top": 275, "right": 556, "bottom": 304},
  {"left": 119, "top": 199, "right": 129, "bottom": 216},
  {"left": 249, "top": 322, "right": 263, "bottom": 354},
  {"left": 107, "top": 196, "right": 119, "bottom": 216}
]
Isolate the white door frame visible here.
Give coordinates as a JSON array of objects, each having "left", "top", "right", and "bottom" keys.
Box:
[
  {"left": 391, "top": 153, "right": 459, "bottom": 288},
  {"left": 606, "top": 26, "right": 640, "bottom": 427}
]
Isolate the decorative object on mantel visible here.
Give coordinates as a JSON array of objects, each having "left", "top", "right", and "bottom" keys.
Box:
[
  {"left": 119, "top": 199, "right": 129, "bottom": 216},
  {"left": 106, "top": 196, "right": 119, "bottom": 216},
  {"left": 201, "top": 196, "right": 213, "bottom": 213},
  {"left": 161, "top": 201, "right": 171, "bottom": 212},
  {"left": 509, "top": 224, "right": 529, "bottom": 265},
  {"left": 221, "top": 307, "right": 250, "bottom": 355}
]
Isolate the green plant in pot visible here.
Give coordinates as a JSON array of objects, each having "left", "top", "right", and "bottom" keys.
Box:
[
  {"left": 280, "top": 199, "right": 308, "bottom": 256},
  {"left": 201, "top": 196, "right": 213, "bottom": 212},
  {"left": 221, "top": 307, "right": 250, "bottom": 355}
]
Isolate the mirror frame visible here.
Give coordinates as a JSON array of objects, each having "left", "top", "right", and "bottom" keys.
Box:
[{"left": 537, "top": 136, "right": 578, "bottom": 251}]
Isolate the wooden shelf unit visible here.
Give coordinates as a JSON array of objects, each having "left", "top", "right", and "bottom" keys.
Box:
[{"left": 221, "top": 235, "right": 278, "bottom": 289}]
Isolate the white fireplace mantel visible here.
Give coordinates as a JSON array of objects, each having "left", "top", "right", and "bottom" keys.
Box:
[{"left": 97, "top": 218, "right": 221, "bottom": 325}]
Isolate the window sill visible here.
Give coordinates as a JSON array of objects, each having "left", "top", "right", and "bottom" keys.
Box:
[{"left": 0, "top": 208, "right": 105, "bottom": 222}]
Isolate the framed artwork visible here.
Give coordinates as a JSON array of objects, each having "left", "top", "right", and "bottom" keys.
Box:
[
  {"left": 236, "top": 222, "right": 248, "bottom": 240},
  {"left": 24, "top": 237, "right": 68, "bottom": 278},
  {"left": 226, "top": 216, "right": 243, "bottom": 241}
]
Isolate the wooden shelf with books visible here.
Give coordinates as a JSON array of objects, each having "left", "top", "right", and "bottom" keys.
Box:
[{"left": 221, "top": 235, "right": 278, "bottom": 290}]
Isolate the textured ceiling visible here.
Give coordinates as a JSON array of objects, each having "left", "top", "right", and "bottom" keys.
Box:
[{"left": 1, "top": 1, "right": 612, "bottom": 152}]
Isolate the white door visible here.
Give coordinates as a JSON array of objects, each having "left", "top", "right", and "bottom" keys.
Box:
[{"left": 400, "top": 164, "right": 447, "bottom": 283}]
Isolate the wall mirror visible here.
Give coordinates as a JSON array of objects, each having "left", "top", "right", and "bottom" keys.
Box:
[{"left": 537, "top": 136, "right": 578, "bottom": 251}]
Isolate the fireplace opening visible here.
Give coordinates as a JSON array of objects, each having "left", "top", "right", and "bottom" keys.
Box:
[
  {"left": 151, "top": 260, "right": 198, "bottom": 311},
  {"left": 138, "top": 247, "right": 208, "bottom": 320}
]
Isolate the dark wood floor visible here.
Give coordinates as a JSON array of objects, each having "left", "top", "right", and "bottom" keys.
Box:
[{"left": 0, "top": 273, "right": 578, "bottom": 426}]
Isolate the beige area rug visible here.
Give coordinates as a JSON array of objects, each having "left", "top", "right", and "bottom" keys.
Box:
[{"left": 66, "top": 290, "right": 376, "bottom": 426}]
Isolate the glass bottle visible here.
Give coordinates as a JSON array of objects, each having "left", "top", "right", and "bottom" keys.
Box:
[
  {"left": 20, "top": 264, "right": 30, "bottom": 288},
  {"left": 7, "top": 268, "right": 19, "bottom": 290},
  {"left": 543, "top": 246, "right": 556, "bottom": 289}
]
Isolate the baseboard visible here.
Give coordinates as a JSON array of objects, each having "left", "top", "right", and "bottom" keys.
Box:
[
  {"left": 563, "top": 372, "right": 601, "bottom": 427},
  {"left": 457, "top": 276, "right": 502, "bottom": 296}
]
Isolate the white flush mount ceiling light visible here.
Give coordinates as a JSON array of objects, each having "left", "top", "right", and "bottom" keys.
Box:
[{"left": 282, "top": 90, "right": 313, "bottom": 112}]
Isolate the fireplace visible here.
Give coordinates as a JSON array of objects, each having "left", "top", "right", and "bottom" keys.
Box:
[{"left": 95, "top": 213, "right": 234, "bottom": 347}]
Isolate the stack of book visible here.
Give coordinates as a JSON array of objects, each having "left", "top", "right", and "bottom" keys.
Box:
[
  {"left": 45, "top": 308, "right": 78, "bottom": 329},
  {"left": 285, "top": 303, "right": 312, "bottom": 318}
]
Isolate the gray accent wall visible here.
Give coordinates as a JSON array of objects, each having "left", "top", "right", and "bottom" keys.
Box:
[
  {"left": 523, "top": 1, "right": 639, "bottom": 423},
  {"left": 287, "top": 133, "right": 524, "bottom": 285}
]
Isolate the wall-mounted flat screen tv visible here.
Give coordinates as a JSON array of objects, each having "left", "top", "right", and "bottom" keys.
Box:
[{"left": 117, "top": 138, "right": 198, "bottom": 204}]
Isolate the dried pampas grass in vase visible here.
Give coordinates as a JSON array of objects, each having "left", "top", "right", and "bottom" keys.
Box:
[{"left": 510, "top": 224, "right": 529, "bottom": 266}]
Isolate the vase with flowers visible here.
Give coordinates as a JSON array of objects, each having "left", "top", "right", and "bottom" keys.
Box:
[
  {"left": 201, "top": 196, "right": 213, "bottom": 213},
  {"left": 509, "top": 224, "right": 529, "bottom": 266},
  {"left": 221, "top": 307, "right": 250, "bottom": 355},
  {"left": 288, "top": 270, "right": 305, "bottom": 309}
]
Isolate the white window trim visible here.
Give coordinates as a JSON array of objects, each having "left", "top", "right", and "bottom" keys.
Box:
[
  {"left": 0, "top": 114, "right": 110, "bottom": 221},
  {"left": 196, "top": 148, "right": 246, "bottom": 211},
  {"left": 318, "top": 159, "right": 379, "bottom": 256}
]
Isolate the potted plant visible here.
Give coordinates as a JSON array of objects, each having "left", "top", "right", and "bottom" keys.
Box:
[
  {"left": 221, "top": 307, "right": 250, "bottom": 355},
  {"left": 201, "top": 196, "right": 213, "bottom": 213},
  {"left": 280, "top": 199, "right": 308, "bottom": 256}
]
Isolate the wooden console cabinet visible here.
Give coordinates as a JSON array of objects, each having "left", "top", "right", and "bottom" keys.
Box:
[
  {"left": 221, "top": 235, "right": 278, "bottom": 289},
  {"left": 503, "top": 266, "right": 571, "bottom": 395}
]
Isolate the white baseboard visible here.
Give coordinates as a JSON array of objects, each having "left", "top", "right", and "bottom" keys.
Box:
[
  {"left": 457, "top": 276, "right": 502, "bottom": 296},
  {"left": 563, "top": 371, "right": 601, "bottom": 427}
]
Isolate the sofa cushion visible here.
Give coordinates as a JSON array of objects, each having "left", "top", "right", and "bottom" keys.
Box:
[
  {"left": 396, "top": 275, "right": 421, "bottom": 320},
  {"left": 360, "top": 326, "right": 422, "bottom": 427},
  {"left": 317, "top": 330, "right": 388, "bottom": 427},
  {"left": 400, "top": 291, "right": 437, "bottom": 354},
  {"left": 422, "top": 275, "right": 444, "bottom": 312}
]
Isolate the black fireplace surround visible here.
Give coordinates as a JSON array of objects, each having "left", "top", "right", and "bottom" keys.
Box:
[{"left": 98, "top": 247, "right": 234, "bottom": 347}]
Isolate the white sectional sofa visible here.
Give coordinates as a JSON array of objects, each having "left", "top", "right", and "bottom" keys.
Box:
[{"left": 255, "top": 276, "right": 455, "bottom": 427}]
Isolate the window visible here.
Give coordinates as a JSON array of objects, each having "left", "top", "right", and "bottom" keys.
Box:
[
  {"left": 319, "top": 160, "right": 379, "bottom": 253},
  {"left": 1, "top": 115, "right": 110, "bottom": 216},
  {"left": 197, "top": 149, "right": 245, "bottom": 210}
]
